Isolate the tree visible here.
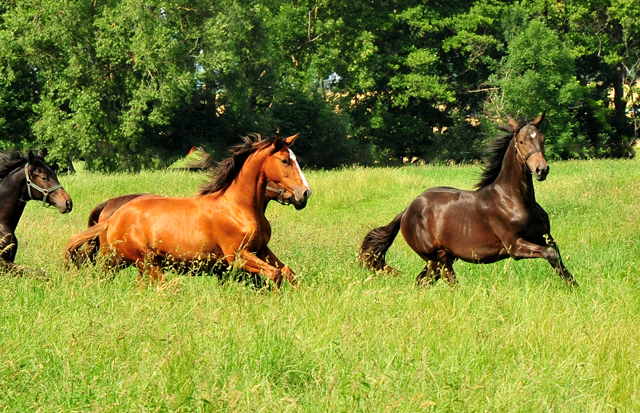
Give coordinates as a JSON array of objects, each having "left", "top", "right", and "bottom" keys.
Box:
[
  {"left": 0, "top": 0, "right": 205, "bottom": 170},
  {"left": 487, "top": 17, "right": 586, "bottom": 159},
  {"left": 522, "top": 0, "right": 639, "bottom": 156}
]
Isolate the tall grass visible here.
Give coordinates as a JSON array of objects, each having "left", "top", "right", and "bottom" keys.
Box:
[{"left": 1, "top": 159, "right": 639, "bottom": 411}]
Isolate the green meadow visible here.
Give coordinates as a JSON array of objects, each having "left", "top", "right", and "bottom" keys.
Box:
[{"left": 1, "top": 158, "right": 640, "bottom": 412}]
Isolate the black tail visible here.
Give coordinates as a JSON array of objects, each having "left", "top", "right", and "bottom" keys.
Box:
[{"left": 359, "top": 211, "right": 405, "bottom": 272}]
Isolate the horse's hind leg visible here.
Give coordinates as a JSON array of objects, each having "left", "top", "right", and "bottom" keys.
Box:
[
  {"left": 135, "top": 253, "right": 166, "bottom": 285},
  {"left": 416, "top": 261, "right": 440, "bottom": 287},
  {"left": 430, "top": 250, "right": 457, "bottom": 285},
  {"left": 439, "top": 259, "right": 457, "bottom": 285}
]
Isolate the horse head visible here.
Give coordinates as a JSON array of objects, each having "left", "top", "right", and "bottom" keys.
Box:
[
  {"left": 263, "top": 134, "right": 311, "bottom": 210},
  {"left": 26, "top": 151, "right": 73, "bottom": 213},
  {"left": 509, "top": 112, "right": 549, "bottom": 181}
]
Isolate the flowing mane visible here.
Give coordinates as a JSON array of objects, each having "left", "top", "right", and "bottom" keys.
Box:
[
  {"left": 474, "top": 118, "right": 529, "bottom": 189},
  {"left": 0, "top": 151, "right": 28, "bottom": 180},
  {"left": 198, "top": 134, "right": 286, "bottom": 196}
]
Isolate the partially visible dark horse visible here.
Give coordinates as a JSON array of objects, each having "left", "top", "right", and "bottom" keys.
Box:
[
  {"left": 0, "top": 150, "right": 73, "bottom": 272},
  {"left": 360, "top": 113, "right": 576, "bottom": 286}
]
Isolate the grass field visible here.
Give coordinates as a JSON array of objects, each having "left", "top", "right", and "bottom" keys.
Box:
[{"left": 1, "top": 158, "right": 640, "bottom": 411}]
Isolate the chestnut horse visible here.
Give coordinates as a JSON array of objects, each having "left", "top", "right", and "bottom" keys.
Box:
[
  {"left": 0, "top": 150, "right": 73, "bottom": 272},
  {"left": 65, "top": 134, "right": 311, "bottom": 286},
  {"left": 360, "top": 113, "right": 576, "bottom": 286},
  {"left": 67, "top": 181, "right": 290, "bottom": 266}
]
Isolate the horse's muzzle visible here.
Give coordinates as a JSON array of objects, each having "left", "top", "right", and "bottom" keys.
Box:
[
  {"left": 292, "top": 199, "right": 308, "bottom": 210},
  {"left": 535, "top": 164, "right": 549, "bottom": 181},
  {"left": 287, "top": 188, "right": 310, "bottom": 210},
  {"left": 51, "top": 191, "right": 73, "bottom": 213}
]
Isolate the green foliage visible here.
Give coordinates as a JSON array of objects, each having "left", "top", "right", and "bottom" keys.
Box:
[
  {"left": 270, "top": 89, "right": 354, "bottom": 168},
  {"left": 488, "top": 18, "right": 587, "bottom": 159},
  {"left": 0, "top": 0, "right": 637, "bottom": 169}
]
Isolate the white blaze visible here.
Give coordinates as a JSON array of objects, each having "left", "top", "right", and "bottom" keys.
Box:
[{"left": 289, "top": 149, "right": 310, "bottom": 192}]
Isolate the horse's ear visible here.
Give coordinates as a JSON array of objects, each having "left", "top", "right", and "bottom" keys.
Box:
[
  {"left": 531, "top": 111, "right": 546, "bottom": 128},
  {"left": 507, "top": 115, "right": 519, "bottom": 130},
  {"left": 37, "top": 148, "right": 47, "bottom": 159},
  {"left": 284, "top": 133, "right": 300, "bottom": 146},
  {"left": 28, "top": 151, "right": 36, "bottom": 165},
  {"left": 273, "top": 135, "right": 286, "bottom": 151}
]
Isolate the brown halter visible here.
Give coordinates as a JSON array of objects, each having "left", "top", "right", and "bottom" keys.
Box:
[
  {"left": 514, "top": 133, "right": 544, "bottom": 165},
  {"left": 266, "top": 184, "right": 289, "bottom": 205}
]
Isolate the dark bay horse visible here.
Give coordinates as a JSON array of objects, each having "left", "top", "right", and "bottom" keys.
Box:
[
  {"left": 360, "top": 113, "right": 576, "bottom": 286},
  {"left": 67, "top": 181, "right": 290, "bottom": 266},
  {"left": 0, "top": 150, "right": 73, "bottom": 272},
  {"left": 65, "top": 134, "right": 311, "bottom": 286}
]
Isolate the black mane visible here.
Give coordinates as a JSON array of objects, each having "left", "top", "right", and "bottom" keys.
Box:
[
  {"left": 0, "top": 151, "right": 28, "bottom": 180},
  {"left": 198, "top": 134, "right": 285, "bottom": 196},
  {"left": 0, "top": 150, "right": 50, "bottom": 181},
  {"left": 474, "top": 119, "right": 529, "bottom": 189}
]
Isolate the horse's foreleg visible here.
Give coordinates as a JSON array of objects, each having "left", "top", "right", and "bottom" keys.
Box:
[
  {"left": 260, "top": 246, "right": 296, "bottom": 286},
  {"left": 511, "top": 237, "right": 577, "bottom": 286},
  {"left": 543, "top": 235, "right": 576, "bottom": 286},
  {"left": 0, "top": 259, "right": 25, "bottom": 276},
  {"left": 0, "top": 233, "right": 17, "bottom": 263},
  {"left": 237, "top": 250, "right": 284, "bottom": 288}
]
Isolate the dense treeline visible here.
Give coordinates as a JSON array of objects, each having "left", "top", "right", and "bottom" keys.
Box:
[{"left": 0, "top": 0, "right": 638, "bottom": 170}]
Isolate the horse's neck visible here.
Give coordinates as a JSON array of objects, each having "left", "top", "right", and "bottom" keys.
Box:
[
  {"left": 493, "top": 141, "right": 536, "bottom": 205},
  {"left": 223, "top": 152, "right": 269, "bottom": 216},
  {"left": 0, "top": 168, "right": 28, "bottom": 231}
]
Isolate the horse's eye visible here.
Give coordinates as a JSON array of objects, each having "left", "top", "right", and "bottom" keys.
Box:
[{"left": 281, "top": 158, "right": 289, "bottom": 165}]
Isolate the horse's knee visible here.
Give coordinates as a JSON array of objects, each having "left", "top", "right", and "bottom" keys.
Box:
[{"left": 542, "top": 247, "right": 559, "bottom": 265}]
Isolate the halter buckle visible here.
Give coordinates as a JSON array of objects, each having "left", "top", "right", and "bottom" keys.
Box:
[{"left": 266, "top": 185, "right": 289, "bottom": 205}]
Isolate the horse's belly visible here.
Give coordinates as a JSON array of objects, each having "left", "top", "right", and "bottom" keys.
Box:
[
  {"left": 148, "top": 228, "right": 225, "bottom": 260},
  {"left": 439, "top": 222, "right": 507, "bottom": 263}
]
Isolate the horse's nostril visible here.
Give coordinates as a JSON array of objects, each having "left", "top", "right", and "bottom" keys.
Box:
[
  {"left": 303, "top": 190, "right": 310, "bottom": 199},
  {"left": 66, "top": 199, "right": 73, "bottom": 210}
]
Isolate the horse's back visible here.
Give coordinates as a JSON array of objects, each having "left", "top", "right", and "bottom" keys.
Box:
[
  {"left": 412, "top": 186, "right": 485, "bottom": 212},
  {"left": 107, "top": 195, "right": 202, "bottom": 232}
]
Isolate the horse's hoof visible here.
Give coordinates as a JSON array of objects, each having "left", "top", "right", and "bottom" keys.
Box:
[{"left": 280, "top": 266, "right": 297, "bottom": 287}]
